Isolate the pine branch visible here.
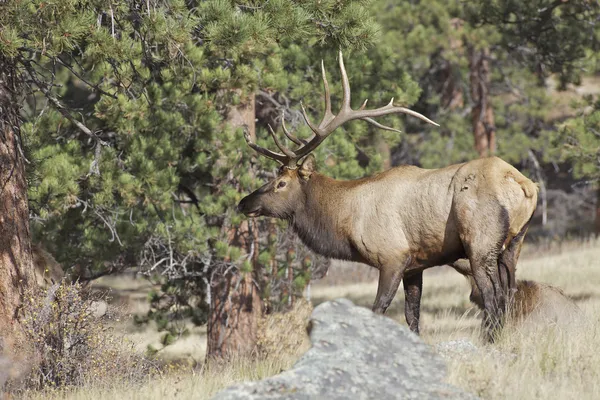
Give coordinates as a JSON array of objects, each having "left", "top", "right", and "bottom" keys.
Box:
[
  {"left": 55, "top": 55, "right": 118, "bottom": 99},
  {"left": 21, "top": 59, "right": 103, "bottom": 142}
]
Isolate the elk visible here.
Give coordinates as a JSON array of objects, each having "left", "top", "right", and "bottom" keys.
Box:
[
  {"left": 452, "top": 259, "right": 583, "bottom": 330},
  {"left": 238, "top": 52, "right": 538, "bottom": 340}
]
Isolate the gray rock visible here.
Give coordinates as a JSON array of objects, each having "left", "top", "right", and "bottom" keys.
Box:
[
  {"left": 90, "top": 300, "right": 108, "bottom": 318},
  {"left": 212, "top": 298, "right": 477, "bottom": 400}
]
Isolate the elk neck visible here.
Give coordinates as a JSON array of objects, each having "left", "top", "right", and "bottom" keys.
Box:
[{"left": 289, "top": 173, "right": 365, "bottom": 262}]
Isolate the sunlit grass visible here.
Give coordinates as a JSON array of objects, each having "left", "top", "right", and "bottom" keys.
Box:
[{"left": 18, "top": 239, "right": 600, "bottom": 399}]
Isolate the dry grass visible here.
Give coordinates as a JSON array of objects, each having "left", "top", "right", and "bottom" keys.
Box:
[
  {"left": 20, "top": 355, "right": 299, "bottom": 400},
  {"left": 312, "top": 239, "right": 600, "bottom": 400},
  {"left": 444, "top": 320, "right": 600, "bottom": 400},
  {"left": 17, "top": 301, "right": 312, "bottom": 400},
  {"left": 20, "top": 240, "right": 600, "bottom": 399}
]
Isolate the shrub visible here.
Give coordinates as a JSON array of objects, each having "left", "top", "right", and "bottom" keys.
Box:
[
  {"left": 16, "top": 282, "right": 155, "bottom": 391},
  {"left": 256, "top": 299, "right": 312, "bottom": 359}
]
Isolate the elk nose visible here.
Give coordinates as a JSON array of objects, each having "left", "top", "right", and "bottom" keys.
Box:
[{"left": 237, "top": 197, "right": 248, "bottom": 213}]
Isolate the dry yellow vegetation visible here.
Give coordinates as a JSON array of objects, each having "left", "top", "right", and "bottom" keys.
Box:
[{"left": 19, "top": 239, "right": 600, "bottom": 399}]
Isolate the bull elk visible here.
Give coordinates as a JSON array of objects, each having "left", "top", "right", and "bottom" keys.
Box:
[{"left": 238, "top": 52, "right": 538, "bottom": 340}]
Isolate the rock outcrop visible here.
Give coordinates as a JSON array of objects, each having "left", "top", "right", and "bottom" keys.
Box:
[{"left": 212, "top": 298, "right": 477, "bottom": 400}]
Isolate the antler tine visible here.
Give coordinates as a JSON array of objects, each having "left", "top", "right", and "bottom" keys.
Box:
[
  {"left": 363, "top": 117, "right": 402, "bottom": 133},
  {"left": 338, "top": 50, "right": 351, "bottom": 112},
  {"left": 300, "top": 102, "right": 320, "bottom": 134},
  {"left": 243, "top": 129, "right": 289, "bottom": 165},
  {"left": 352, "top": 103, "right": 440, "bottom": 127},
  {"left": 267, "top": 124, "right": 296, "bottom": 158},
  {"left": 244, "top": 52, "right": 439, "bottom": 168},
  {"left": 281, "top": 113, "right": 306, "bottom": 145},
  {"left": 320, "top": 60, "right": 335, "bottom": 128}
]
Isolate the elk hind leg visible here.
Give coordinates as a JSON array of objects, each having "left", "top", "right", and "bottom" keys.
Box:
[
  {"left": 403, "top": 271, "right": 423, "bottom": 334},
  {"left": 458, "top": 200, "right": 510, "bottom": 341},
  {"left": 470, "top": 249, "right": 506, "bottom": 342},
  {"left": 499, "top": 218, "right": 531, "bottom": 307}
]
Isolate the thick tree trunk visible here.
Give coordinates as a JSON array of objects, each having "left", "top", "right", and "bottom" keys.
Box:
[
  {"left": 595, "top": 185, "right": 600, "bottom": 236},
  {"left": 206, "top": 259, "right": 261, "bottom": 358},
  {"left": 440, "top": 62, "right": 464, "bottom": 111},
  {"left": 206, "top": 93, "right": 263, "bottom": 359},
  {"left": 468, "top": 46, "right": 496, "bottom": 158},
  {"left": 441, "top": 19, "right": 465, "bottom": 112},
  {"left": 0, "top": 56, "right": 36, "bottom": 355}
]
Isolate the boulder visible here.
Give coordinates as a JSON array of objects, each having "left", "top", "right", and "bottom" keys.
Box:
[{"left": 212, "top": 298, "right": 477, "bottom": 400}]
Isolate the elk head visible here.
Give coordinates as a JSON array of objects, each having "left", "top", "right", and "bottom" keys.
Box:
[{"left": 238, "top": 51, "right": 438, "bottom": 219}]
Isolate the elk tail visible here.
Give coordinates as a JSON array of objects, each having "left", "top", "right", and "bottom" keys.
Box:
[{"left": 519, "top": 179, "right": 539, "bottom": 199}]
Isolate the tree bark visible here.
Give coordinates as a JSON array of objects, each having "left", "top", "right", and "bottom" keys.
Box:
[
  {"left": 595, "top": 185, "right": 600, "bottom": 236},
  {"left": 441, "top": 19, "right": 465, "bottom": 112},
  {"left": 468, "top": 46, "right": 496, "bottom": 158},
  {"left": 206, "top": 93, "right": 263, "bottom": 359},
  {"left": 0, "top": 55, "right": 36, "bottom": 355},
  {"left": 206, "top": 257, "right": 261, "bottom": 358}
]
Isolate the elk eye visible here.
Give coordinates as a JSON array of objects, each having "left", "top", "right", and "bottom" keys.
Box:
[{"left": 277, "top": 181, "right": 287, "bottom": 189}]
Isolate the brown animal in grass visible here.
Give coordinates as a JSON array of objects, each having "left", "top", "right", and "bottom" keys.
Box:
[
  {"left": 451, "top": 259, "right": 582, "bottom": 329},
  {"left": 238, "top": 52, "right": 538, "bottom": 340},
  {"left": 31, "top": 244, "right": 108, "bottom": 318},
  {"left": 32, "top": 243, "right": 64, "bottom": 289}
]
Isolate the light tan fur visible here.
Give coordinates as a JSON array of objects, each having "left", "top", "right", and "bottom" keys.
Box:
[
  {"left": 32, "top": 243, "right": 64, "bottom": 289},
  {"left": 240, "top": 156, "right": 538, "bottom": 340},
  {"left": 238, "top": 53, "right": 538, "bottom": 340}
]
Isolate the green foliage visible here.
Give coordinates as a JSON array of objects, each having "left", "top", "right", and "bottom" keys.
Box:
[
  {"left": 548, "top": 97, "right": 600, "bottom": 180},
  {"left": 4, "top": 0, "right": 600, "bottom": 353},
  {"left": 0, "top": 0, "right": 388, "bottom": 282},
  {"left": 466, "top": 0, "right": 600, "bottom": 87}
]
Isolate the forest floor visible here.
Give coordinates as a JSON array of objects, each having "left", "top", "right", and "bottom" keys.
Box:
[{"left": 22, "top": 238, "right": 600, "bottom": 400}]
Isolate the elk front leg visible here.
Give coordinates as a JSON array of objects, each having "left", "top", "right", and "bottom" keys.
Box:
[
  {"left": 372, "top": 256, "right": 411, "bottom": 314},
  {"left": 403, "top": 271, "right": 423, "bottom": 334}
]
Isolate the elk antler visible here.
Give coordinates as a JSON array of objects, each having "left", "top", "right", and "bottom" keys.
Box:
[{"left": 245, "top": 51, "right": 439, "bottom": 169}]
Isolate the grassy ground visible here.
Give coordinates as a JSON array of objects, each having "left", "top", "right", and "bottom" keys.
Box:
[
  {"left": 20, "top": 240, "right": 600, "bottom": 399},
  {"left": 313, "top": 241, "right": 600, "bottom": 400}
]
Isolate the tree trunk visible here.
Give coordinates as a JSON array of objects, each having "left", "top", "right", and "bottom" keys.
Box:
[
  {"left": 0, "top": 56, "right": 36, "bottom": 355},
  {"left": 206, "top": 93, "right": 263, "bottom": 359},
  {"left": 206, "top": 258, "right": 261, "bottom": 358},
  {"left": 595, "top": 185, "right": 600, "bottom": 236},
  {"left": 441, "top": 19, "right": 465, "bottom": 112},
  {"left": 468, "top": 46, "right": 496, "bottom": 158}
]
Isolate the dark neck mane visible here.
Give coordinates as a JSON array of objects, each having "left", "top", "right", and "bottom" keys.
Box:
[{"left": 290, "top": 174, "right": 363, "bottom": 262}]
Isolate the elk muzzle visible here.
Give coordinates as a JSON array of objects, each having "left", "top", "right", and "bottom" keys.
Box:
[{"left": 237, "top": 193, "right": 263, "bottom": 217}]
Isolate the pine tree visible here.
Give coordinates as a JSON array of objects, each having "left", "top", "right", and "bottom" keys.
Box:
[
  {"left": 1, "top": 0, "right": 392, "bottom": 358},
  {"left": 466, "top": 0, "right": 600, "bottom": 232},
  {"left": 0, "top": 53, "right": 37, "bottom": 356},
  {"left": 546, "top": 98, "right": 600, "bottom": 233}
]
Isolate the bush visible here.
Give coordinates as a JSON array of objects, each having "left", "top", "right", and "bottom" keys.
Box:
[
  {"left": 256, "top": 299, "right": 312, "bottom": 359},
  {"left": 16, "top": 282, "right": 155, "bottom": 391}
]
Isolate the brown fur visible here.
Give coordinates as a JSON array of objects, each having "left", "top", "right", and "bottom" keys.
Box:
[
  {"left": 32, "top": 244, "right": 64, "bottom": 289},
  {"left": 452, "top": 259, "right": 582, "bottom": 329},
  {"left": 474, "top": 279, "right": 581, "bottom": 328},
  {"left": 239, "top": 155, "right": 538, "bottom": 340}
]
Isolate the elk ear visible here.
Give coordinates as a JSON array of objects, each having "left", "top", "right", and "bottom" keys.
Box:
[{"left": 298, "top": 155, "right": 317, "bottom": 180}]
